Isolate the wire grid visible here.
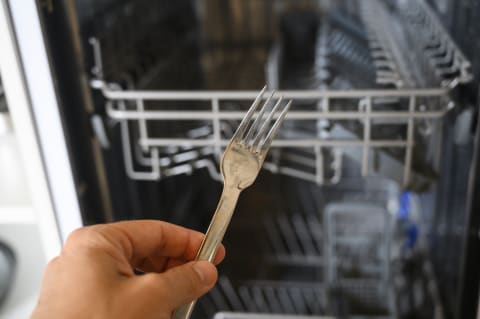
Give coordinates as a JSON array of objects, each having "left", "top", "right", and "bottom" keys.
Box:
[
  {"left": 397, "top": 0, "right": 473, "bottom": 87},
  {"left": 327, "top": 280, "right": 395, "bottom": 318},
  {"left": 200, "top": 277, "right": 326, "bottom": 316},
  {"left": 199, "top": 179, "right": 399, "bottom": 318},
  {"left": 263, "top": 212, "right": 323, "bottom": 265},
  {"left": 199, "top": 276, "right": 394, "bottom": 319},
  {"left": 359, "top": 0, "right": 472, "bottom": 88},
  {"left": 97, "top": 85, "right": 448, "bottom": 186}
]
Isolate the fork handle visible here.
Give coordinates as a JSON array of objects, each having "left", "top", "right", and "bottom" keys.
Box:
[{"left": 172, "top": 186, "right": 241, "bottom": 319}]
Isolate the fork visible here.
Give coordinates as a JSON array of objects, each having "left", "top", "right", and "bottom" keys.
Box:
[{"left": 172, "top": 86, "right": 291, "bottom": 319}]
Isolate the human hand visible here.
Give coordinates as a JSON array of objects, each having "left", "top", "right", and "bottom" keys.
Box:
[{"left": 31, "top": 220, "right": 225, "bottom": 319}]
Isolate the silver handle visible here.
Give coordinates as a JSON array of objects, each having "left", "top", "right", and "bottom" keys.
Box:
[{"left": 172, "top": 186, "right": 241, "bottom": 319}]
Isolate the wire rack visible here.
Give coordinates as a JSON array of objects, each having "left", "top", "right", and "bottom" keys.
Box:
[
  {"left": 92, "top": 75, "right": 449, "bottom": 186},
  {"left": 194, "top": 177, "right": 401, "bottom": 318},
  {"left": 88, "top": 0, "right": 471, "bottom": 186},
  {"left": 202, "top": 277, "right": 326, "bottom": 315},
  {"left": 263, "top": 212, "right": 323, "bottom": 266},
  {"left": 199, "top": 276, "right": 394, "bottom": 319}
]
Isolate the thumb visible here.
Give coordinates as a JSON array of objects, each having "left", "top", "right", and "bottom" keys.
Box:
[{"left": 135, "top": 261, "right": 218, "bottom": 311}]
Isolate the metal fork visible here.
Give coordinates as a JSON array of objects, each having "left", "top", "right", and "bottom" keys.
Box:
[{"left": 172, "top": 86, "right": 291, "bottom": 319}]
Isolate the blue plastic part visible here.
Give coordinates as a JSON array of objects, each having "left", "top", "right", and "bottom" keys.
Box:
[
  {"left": 406, "top": 224, "right": 419, "bottom": 249},
  {"left": 398, "top": 191, "right": 411, "bottom": 220}
]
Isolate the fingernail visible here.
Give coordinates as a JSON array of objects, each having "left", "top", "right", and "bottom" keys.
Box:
[{"left": 193, "top": 261, "right": 213, "bottom": 285}]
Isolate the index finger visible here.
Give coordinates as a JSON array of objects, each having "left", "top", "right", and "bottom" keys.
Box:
[{"left": 66, "top": 220, "right": 225, "bottom": 268}]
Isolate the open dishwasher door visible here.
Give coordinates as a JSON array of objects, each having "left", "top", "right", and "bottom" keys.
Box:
[{"left": 6, "top": 0, "right": 480, "bottom": 318}]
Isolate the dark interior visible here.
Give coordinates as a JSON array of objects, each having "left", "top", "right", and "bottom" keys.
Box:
[{"left": 38, "top": 1, "right": 479, "bottom": 318}]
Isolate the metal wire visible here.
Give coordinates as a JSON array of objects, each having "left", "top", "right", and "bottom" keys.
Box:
[
  {"left": 100, "top": 87, "right": 446, "bottom": 186},
  {"left": 201, "top": 276, "right": 396, "bottom": 318}
]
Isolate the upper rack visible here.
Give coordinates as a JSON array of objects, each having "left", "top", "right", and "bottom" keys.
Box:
[{"left": 88, "top": 0, "right": 472, "bottom": 188}]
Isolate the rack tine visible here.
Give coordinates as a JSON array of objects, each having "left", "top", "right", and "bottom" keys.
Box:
[
  {"left": 264, "top": 287, "right": 283, "bottom": 313},
  {"left": 208, "top": 286, "right": 230, "bottom": 310},
  {"left": 219, "top": 277, "right": 245, "bottom": 311},
  {"left": 238, "top": 286, "right": 258, "bottom": 312},
  {"left": 264, "top": 218, "right": 287, "bottom": 255},
  {"left": 231, "top": 86, "right": 267, "bottom": 142},
  {"left": 289, "top": 287, "right": 307, "bottom": 314},
  {"left": 278, "top": 215, "right": 302, "bottom": 255},
  {"left": 252, "top": 286, "right": 270, "bottom": 313},
  {"left": 198, "top": 292, "right": 217, "bottom": 318},
  {"left": 278, "top": 287, "right": 296, "bottom": 314}
]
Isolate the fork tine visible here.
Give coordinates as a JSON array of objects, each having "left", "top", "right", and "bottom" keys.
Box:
[
  {"left": 251, "top": 96, "right": 283, "bottom": 149},
  {"left": 231, "top": 86, "right": 267, "bottom": 141},
  {"left": 257, "top": 100, "right": 292, "bottom": 152},
  {"left": 243, "top": 90, "right": 275, "bottom": 145}
]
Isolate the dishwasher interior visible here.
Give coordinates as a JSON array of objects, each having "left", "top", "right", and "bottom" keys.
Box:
[{"left": 38, "top": 0, "right": 480, "bottom": 318}]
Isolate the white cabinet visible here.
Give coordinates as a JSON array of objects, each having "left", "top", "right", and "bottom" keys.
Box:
[
  {"left": 0, "top": 0, "right": 63, "bottom": 258},
  {"left": 0, "top": 0, "right": 67, "bottom": 317},
  {"left": 0, "top": 114, "right": 35, "bottom": 224},
  {"left": 0, "top": 224, "right": 46, "bottom": 319},
  {"left": 0, "top": 115, "right": 44, "bottom": 318},
  {"left": 0, "top": 82, "right": 47, "bottom": 319}
]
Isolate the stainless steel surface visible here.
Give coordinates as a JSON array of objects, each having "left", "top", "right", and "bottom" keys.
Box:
[{"left": 173, "top": 88, "right": 291, "bottom": 319}]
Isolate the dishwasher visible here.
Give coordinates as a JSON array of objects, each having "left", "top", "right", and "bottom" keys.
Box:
[{"left": 3, "top": 0, "right": 480, "bottom": 318}]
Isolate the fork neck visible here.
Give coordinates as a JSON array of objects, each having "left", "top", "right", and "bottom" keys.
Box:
[
  {"left": 222, "top": 184, "right": 242, "bottom": 199},
  {"left": 194, "top": 184, "right": 241, "bottom": 262}
]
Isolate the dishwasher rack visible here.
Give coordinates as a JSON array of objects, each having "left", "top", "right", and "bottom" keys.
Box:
[
  {"left": 88, "top": 0, "right": 472, "bottom": 187},
  {"left": 360, "top": 0, "right": 472, "bottom": 88},
  {"left": 200, "top": 276, "right": 395, "bottom": 319},
  {"left": 237, "top": 205, "right": 394, "bottom": 316},
  {"left": 195, "top": 176, "right": 444, "bottom": 318},
  {"left": 92, "top": 74, "right": 449, "bottom": 187}
]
